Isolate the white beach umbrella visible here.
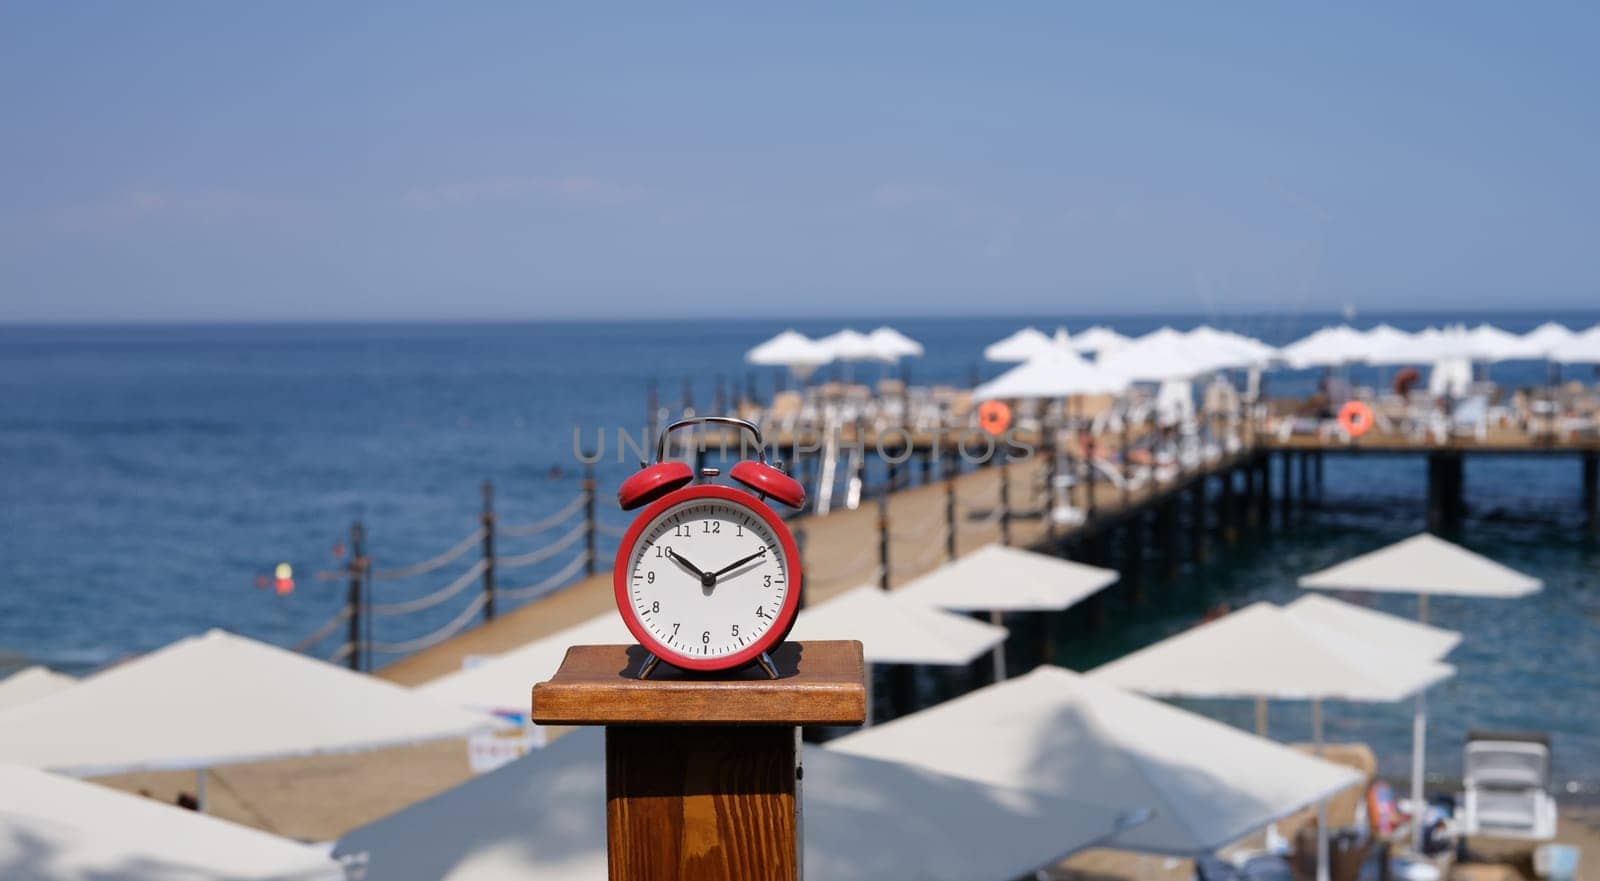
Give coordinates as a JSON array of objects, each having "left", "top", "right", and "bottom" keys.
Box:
[
  {"left": 894, "top": 544, "right": 1118, "bottom": 614},
  {"left": 0, "top": 630, "right": 501, "bottom": 780},
  {"left": 984, "top": 326, "right": 1057, "bottom": 362},
  {"left": 1368, "top": 326, "right": 1445, "bottom": 366},
  {"left": 1354, "top": 324, "right": 1417, "bottom": 364},
  {"left": 828, "top": 666, "right": 1362, "bottom": 857},
  {"left": 786, "top": 585, "right": 1007, "bottom": 667},
  {"left": 1070, "top": 325, "right": 1131, "bottom": 355},
  {"left": 972, "top": 346, "right": 1128, "bottom": 400},
  {"left": 334, "top": 727, "right": 1147, "bottom": 881},
  {"left": 1298, "top": 533, "right": 1541, "bottom": 600},
  {"left": 1097, "top": 326, "right": 1241, "bottom": 380},
  {"left": 745, "top": 329, "right": 834, "bottom": 377},
  {"left": 1284, "top": 594, "right": 1461, "bottom": 663},
  {"left": 417, "top": 614, "right": 632, "bottom": 720},
  {"left": 1298, "top": 533, "right": 1539, "bottom": 852},
  {"left": 0, "top": 665, "right": 75, "bottom": 711},
  {"left": 1462, "top": 324, "right": 1525, "bottom": 362},
  {"left": 894, "top": 544, "right": 1118, "bottom": 681},
  {"left": 1186, "top": 326, "right": 1278, "bottom": 367},
  {"left": 1280, "top": 325, "right": 1368, "bottom": 369},
  {"left": 1551, "top": 325, "right": 1600, "bottom": 363},
  {"left": 818, "top": 328, "right": 890, "bottom": 363},
  {"left": 866, "top": 326, "right": 924, "bottom": 360},
  {"left": 1510, "top": 322, "right": 1576, "bottom": 360},
  {"left": 0, "top": 764, "right": 344, "bottom": 881},
  {"left": 1090, "top": 601, "right": 1454, "bottom": 881}
]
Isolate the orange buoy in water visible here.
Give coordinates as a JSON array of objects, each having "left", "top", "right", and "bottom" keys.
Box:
[
  {"left": 274, "top": 562, "right": 295, "bottom": 595},
  {"left": 1338, "top": 400, "right": 1374, "bottom": 438},
  {"left": 978, "top": 400, "right": 1012, "bottom": 436}
]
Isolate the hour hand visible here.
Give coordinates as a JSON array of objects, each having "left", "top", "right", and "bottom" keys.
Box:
[
  {"left": 711, "top": 547, "right": 768, "bottom": 578},
  {"left": 665, "top": 548, "right": 709, "bottom": 579}
]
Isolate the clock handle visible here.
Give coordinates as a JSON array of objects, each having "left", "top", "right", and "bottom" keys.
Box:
[{"left": 653, "top": 416, "right": 768, "bottom": 465}]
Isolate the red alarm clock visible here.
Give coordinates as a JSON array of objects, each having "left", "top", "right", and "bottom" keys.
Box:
[{"left": 614, "top": 417, "right": 805, "bottom": 679}]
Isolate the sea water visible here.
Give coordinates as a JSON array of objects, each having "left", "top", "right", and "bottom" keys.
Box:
[{"left": 1, "top": 313, "right": 1596, "bottom": 788}]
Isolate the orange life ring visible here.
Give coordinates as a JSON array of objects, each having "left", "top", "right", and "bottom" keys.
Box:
[
  {"left": 978, "top": 400, "right": 1012, "bottom": 436},
  {"left": 1338, "top": 400, "right": 1374, "bottom": 438}
]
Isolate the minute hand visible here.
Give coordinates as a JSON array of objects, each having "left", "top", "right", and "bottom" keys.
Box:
[{"left": 710, "top": 548, "right": 768, "bottom": 578}]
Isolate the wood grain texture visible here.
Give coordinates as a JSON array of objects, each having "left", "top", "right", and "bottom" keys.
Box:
[
  {"left": 531, "top": 640, "right": 865, "bottom": 726},
  {"left": 606, "top": 726, "right": 797, "bottom": 881}
]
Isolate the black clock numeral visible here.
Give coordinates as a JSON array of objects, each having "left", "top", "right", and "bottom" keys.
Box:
[
  {"left": 650, "top": 600, "right": 660, "bottom": 614},
  {"left": 763, "top": 574, "right": 772, "bottom": 587},
  {"left": 654, "top": 545, "right": 672, "bottom": 558},
  {"left": 731, "top": 624, "right": 739, "bottom": 638},
  {"left": 756, "top": 606, "right": 767, "bottom": 619},
  {"left": 701, "top": 630, "right": 710, "bottom": 645},
  {"left": 735, "top": 523, "right": 744, "bottom": 537},
  {"left": 646, "top": 571, "right": 655, "bottom": 584},
  {"left": 673, "top": 524, "right": 692, "bottom": 538},
  {"left": 671, "top": 623, "right": 680, "bottom": 638}
]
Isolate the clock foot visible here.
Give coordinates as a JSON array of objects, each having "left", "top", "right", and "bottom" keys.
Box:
[
  {"left": 637, "top": 653, "right": 661, "bottom": 680},
  {"left": 756, "top": 651, "right": 779, "bottom": 680}
]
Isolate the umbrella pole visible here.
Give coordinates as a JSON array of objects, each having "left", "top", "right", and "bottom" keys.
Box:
[
  {"left": 990, "top": 609, "right": 1007, "bottom": 682},
  {"left": 1412, "top": 592, "right": 1429, "bottom": 854},
  {"left": 1314, "top": 698, "right": 1329, "bottom": 881},
  {"left": 1255, "top": 695, "right": 1268, "bottom": 737}
]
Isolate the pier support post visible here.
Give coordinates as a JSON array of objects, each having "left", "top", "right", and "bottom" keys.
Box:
[
  {"left": 1160, "top": 497, "right": 1180, "bottom": 582},
  {"left": 1126, "top": 515, "right": 1147, "bottom": 605},
  {"left": 1298, "top": 449, "right": 1311, "bottom": 510},
  {"left": 1279, "top": 451, "right": 1293, "bottom": 526},
  {"left": 1221, "top": 469, "right": 1238, "bottom": 546},
  {"left": 1314, "top": 450, "right": 1325, "bottom": 497},
  {"left": 1426, "top": 452, "right": 1466, "bottom": 531},
  {"left": 1242, "top": 459, "right": 1257, "bottom": 528},
  {"left": 1583, "top": 452, "right": 1599, "bottom": 532},
  {"left": 481, "top": 481, "right": 496, "bottom": 622},
  {"left": 1190, "top": 481, "right": 1208, "bottom": 563}
]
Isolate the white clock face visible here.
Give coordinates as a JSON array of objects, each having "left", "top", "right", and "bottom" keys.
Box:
[{"left": 624, "top": 496, "right": 792, "bottom": 661}]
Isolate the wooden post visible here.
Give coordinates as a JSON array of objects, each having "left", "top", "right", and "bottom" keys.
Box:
[
  {"left": 584, "top": 460, "right": 598, "bottom": 576},
  {"left": 1298, "top": 449, "right": 1311, "bottom": 508},
  {"left": 347, "top": 520, "right": 365, "bottom": 672},
  {"left": 877, "top": 492, "right": 891, "bottom": 590},
  {"left": 1120, "top": 402, "right": 1132, "bottom": 511},
  {"left": 481, "top": 480, "right": 497, "bottom": 622},
  {"left": 532, "top": 642, "right": 866, "bottom": 881},
  {"left": 945, "top": 475, "right": 959, "bottom": 561},
  {"left": 1314, "top": 450, "right": 1325, "bottom": 496},
  {"left": 998, "top": 456, "right": 1012, "bottom": 546},
  {"left": 1190, "top": 481, "right": 1207, "bottom": 563},
  {"left": 1584, "top": 451, "right": 1599, "bottom": 532},
  {"left": 713, "top": 373, "right": 726, "bottom": 415},
  {"left": 919, "top": 448, "right": 932, "bottom": 487},
  {"left": 1243, "top": 458, "right": 1258, "bottom": 527},
  {"left": 681, "top": 377, "right": 693, "bottom": 414}
]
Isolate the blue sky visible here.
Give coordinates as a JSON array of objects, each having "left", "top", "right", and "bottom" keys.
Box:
[{"left": 2, "top": 3, "right": 1597, "bottom": 322}]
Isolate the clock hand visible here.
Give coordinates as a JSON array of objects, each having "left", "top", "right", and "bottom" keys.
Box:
[
  {"left": 666, "top": 548, "right": 717, "bottom": 588},
  {"left": 710, "top": 547, "right": 768, "bottom": 578}
]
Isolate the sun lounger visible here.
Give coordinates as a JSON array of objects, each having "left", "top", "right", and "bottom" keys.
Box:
[{"left": 1459, "top": 730, "right": 1557, "bottom": 841}]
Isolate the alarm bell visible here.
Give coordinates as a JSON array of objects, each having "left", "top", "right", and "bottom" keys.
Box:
[{"left": 617, "top": 416, "right": 805, "bottom": 511}]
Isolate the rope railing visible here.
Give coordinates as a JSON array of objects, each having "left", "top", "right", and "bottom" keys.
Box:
[
  {"left": 955, "top": 484, "right": 1001, "bottom": 505},
  {"left": 326, "top": 641, "right": 356, "bottom": 663},
  {"left": 594, "top": 521, "right": 629, "bottom": 538},
  {"left": 371, "top": 527, "right": 485, "bottom": 580},
  {"left": 494, "top": 521, "right": 586, "bottom": 569},
  {"left": 495, "top": 551, "right": 592, "bottom": 602},
  {"left": 368, "top": 592, "right": 491, "bottom": 655},
  {"left": 370, "top": 558, "right": 488, "bottom": 617},
  {"left": 497, "top": 492, "right": 589, "bottom": 537},
  {"left": 292, "top": 605, "right": 352, "bottom": 652}
]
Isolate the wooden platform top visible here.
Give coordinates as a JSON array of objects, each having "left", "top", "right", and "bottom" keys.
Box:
[{"left": 531, "top": 640, "right": 866, "bottom": 727}]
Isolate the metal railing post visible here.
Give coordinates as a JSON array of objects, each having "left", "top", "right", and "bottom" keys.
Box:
[
  {"left": 481, "top": 480, "right": 496, "bottom": 621},
  {"left": 583, "top": 460, "right": 598, "bottom": 576}
]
